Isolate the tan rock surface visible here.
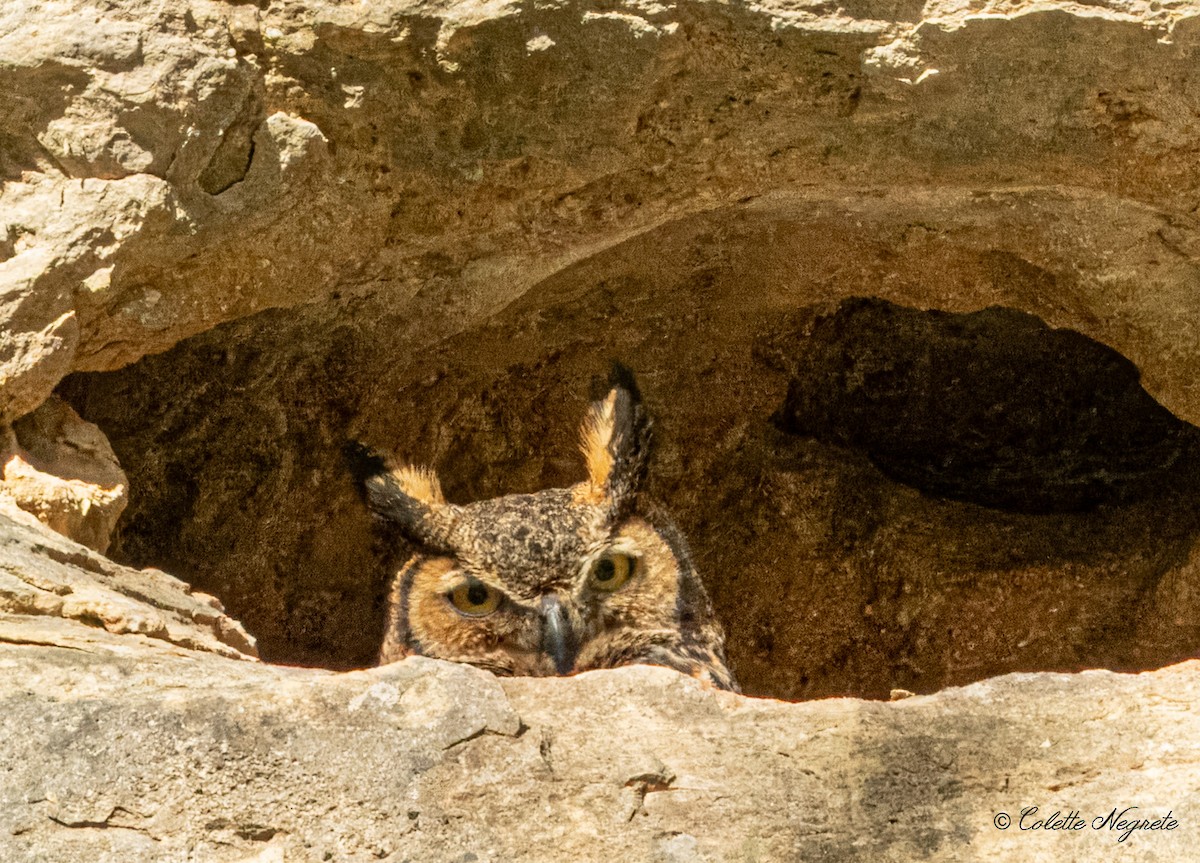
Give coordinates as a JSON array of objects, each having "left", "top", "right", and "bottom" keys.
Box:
[
  {"left": 1, "top": 0, "right": 1199, "bottom": 419},
  {"left": 1, "top": 609, "right": 1197, "bottom": 861},
  {"left": 1, "top": 395, "right": 127, "bottom": 552},
  {"left": 0, "top": 518, "right": 1193, "bottom": 861},
  {"left": 0, "top": 503, "right": 256, "bottom": 659}
]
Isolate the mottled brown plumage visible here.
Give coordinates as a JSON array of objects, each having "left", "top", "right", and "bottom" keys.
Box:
[{"left": 348, "top": 366, "right": 737, "bottom": 691}]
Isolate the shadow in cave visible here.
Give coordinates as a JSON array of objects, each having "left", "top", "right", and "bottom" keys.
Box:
[
  {"left": 55, "top": 290, "right": 1200, "bottom": 702},
  {"left": 709, "top": 296, "right": 1200, "bottom": 700},
  {"left": 770, "top": 297, "right": 1200, "bottom": 514}
]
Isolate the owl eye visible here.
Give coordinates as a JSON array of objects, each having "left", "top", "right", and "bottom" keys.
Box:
[
  {"left": 447, "top": 578, "right": 503, "bottom": 616},
  {"left": 588, "top": 552, "right": 637, "bottom": 592}
]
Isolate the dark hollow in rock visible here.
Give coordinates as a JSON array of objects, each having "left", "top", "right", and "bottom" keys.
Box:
[
  {"left": 53, "top": 207, "right": 1200, "bottom": 701},
  {"left": 773, "top": 297, "right": 1200, "bottom": 513},
  {"left": 197, "top": 91, "right": 263, "bottom": 196}
]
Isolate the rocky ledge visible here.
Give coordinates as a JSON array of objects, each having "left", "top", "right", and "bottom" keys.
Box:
[
  {"left": 0, "top": 510, "right": 1196, "bottom": 862},
  {"left": 0, "top": 535, "right": 1190, "bottom": 860}
]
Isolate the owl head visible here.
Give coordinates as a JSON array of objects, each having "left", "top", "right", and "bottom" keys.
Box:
[{"left": 347, "top": 365, "right": 737, "bottom": 691}]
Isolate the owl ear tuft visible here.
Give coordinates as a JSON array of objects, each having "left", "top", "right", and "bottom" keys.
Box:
[
  {"left": 579, "top": 363, "right": 652, "bottom": 510},
  {"left": 344, "top": 441, "right": 456, "bottom": 551}
]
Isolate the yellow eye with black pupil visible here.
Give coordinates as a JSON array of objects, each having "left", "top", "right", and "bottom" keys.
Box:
[
  {"left": 589, "top": 553, "right": 635, "bottom": 592},
  {"left": 448, "top": 579, "right": 502, "bottom": 616}
]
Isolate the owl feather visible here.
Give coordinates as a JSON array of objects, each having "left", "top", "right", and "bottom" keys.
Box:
[
  {"left": 579, "top": 362, "right": 652, "bottom": 514},
  {"left": 343, "top": 441, "right": 458, "bottom": 553}
]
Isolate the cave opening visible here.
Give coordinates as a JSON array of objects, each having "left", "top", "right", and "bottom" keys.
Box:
[
  {"left": 56, "top": 289, "right": 1200, "bottom": 702},
  {"left": 49, "top": 191, "right": 1200, "bottom": 702}
]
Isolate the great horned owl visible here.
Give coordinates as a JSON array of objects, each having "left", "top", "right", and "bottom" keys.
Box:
[{"left": 347, "top": 366, "right": 738, "bottom": 691}]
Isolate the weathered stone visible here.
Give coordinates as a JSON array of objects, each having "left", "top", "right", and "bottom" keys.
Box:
[
  {"left": 1, "top": 395, "right": 127, "bottom": 552},
  {"left": 0, "top": 611, "right": 1196, "bottom": 861},
  {"left": 0, "top": 0, "right": 1198, "bottom": 421},
  {"left": 3, "top": 0, "right": 1200, "bottom": 858},
  {"left": 0, "top": 503, "right": 256, "bottom": 660}
]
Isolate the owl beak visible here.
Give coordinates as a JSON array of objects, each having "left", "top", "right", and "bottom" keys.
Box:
[{"left": 539, "top": 594, "right": 578, "bottom": 675}]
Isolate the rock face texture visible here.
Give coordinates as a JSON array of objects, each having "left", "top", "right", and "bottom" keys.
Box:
[
  {"left": 1, "top": 531, "right": 1198, "bottom": 863},
  {"left": 2, "top": 395, "right": 128, "bottom": 554},
  {"left": 2, "top": 0, "right": 1200, "bottom": 421},
  {"left": 4, "top": 0, "right": 1200, "bottom": 858},
  {"left": 0, "top": 505, "right": 255, "bottom": 660}
]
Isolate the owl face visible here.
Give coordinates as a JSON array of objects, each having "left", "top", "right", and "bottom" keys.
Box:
[{"left": 349, "top": 366, "right": 738, "bottom": 691}]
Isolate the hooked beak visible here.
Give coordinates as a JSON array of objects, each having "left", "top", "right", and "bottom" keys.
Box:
[{"left": 539, "top": 594, "right": 578, "bottom": 675}]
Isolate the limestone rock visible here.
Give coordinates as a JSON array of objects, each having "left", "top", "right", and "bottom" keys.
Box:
[
  {"left": 1, "top": 529, "right": 1192, "bottom": 860},
  {"left": 0, "top": 612, "right": 1196, "bottom": 861},
  {"left": 0, "top": 503, "right": 256, "bottom": 660},
  {"left": 0, "top": 0, "right": 1199, "bottom": 423},
  {"left": 1, "top": 395, "right": 127, "bottom": 552},
  {"left": 3, "top": 1, "right": 1200, "bottom": 858},
  {"left": 8, "top": 3, "right": 1200, "bottom": 686}
]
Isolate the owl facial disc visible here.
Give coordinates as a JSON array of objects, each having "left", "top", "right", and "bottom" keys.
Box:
[{"left": 350, "top": 363, "right": 740, "bottom": 692}]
